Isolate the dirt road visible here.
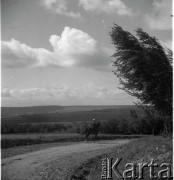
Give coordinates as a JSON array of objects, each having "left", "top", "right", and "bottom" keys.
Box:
[{"left": 2, "top": 140, "right": 130, "bottom": 180}]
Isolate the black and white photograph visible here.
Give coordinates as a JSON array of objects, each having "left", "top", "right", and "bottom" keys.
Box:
[{"left": 1, "top": 0, "right": 173, "bottom": 179}]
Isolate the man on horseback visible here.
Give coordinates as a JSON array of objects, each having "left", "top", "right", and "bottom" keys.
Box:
[
  {"left": 83, "top": 118, "right": 100, "bottom": 142},
  {"left": 91, "top": 118, "right": 97, "bottom": 129}
]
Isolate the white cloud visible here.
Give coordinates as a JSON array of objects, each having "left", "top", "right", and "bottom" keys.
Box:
[
  {"left": 1, "top": 85, "right": 123, "bottom": 100},
  {"left": 1, "top": 86, "right": 75, "bottom": 99},
  {"left": 2, "top": 85, "right": 135, "bottom": 106},
  {"left": 49, "top": 27, "right": 97, "bottom": 55},
  {"left": 79, "top": 0, "right": 133, "bottom": 16},
  {"left": 1, "top": 39, "right": 52, "bottom": 68},
  {"left": 82, "top": 83, "right": 123, "bottom": 99},
  {"left": 42, "top": 0, "right": 82, "bottom": 19},
  {"left": 1, "top": 88, "right": 12, "bottom": 97},
  {"left": 41, "top": 0, "right": 133, "bottom": 18},
  {"left": 145, "top": 0, "right": 172, "bottom": 30},
  {"left": 2, "top": 27, "right": 98, "bottom": 68}
]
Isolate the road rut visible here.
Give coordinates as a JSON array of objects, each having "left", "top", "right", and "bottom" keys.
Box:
[{"left": 2, "top": 140, "right": 129, "bottom": 180}]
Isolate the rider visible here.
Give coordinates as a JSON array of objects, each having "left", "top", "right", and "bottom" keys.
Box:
[{"left": 91, "top": 118, "right": 97, "bottom": 129}]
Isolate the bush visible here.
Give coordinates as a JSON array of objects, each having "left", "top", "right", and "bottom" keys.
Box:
[{"left": 99, "top": 112, "right": 164, "bottom": 135}]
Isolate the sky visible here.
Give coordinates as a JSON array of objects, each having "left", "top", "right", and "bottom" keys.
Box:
[{"left": 1, "top": 0, "right": 172, "bottom": 107}]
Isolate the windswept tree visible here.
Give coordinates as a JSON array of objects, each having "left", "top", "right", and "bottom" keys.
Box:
[{"left": 110, "top": 24, "right": 172, "bottom": 133}]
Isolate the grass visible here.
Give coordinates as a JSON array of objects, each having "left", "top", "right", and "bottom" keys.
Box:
[
  {"left": 2, "top": 133, "right": 80, "bottom": 148},
  {"left": 1, "top": 133, "right": 142, "bottom": 149},
  {"left": 69, "top": 136, "right": 172, "bottom": 180},
  {"left": 1, "top": 133, "right": 144, "bottom": 159},
  {"left": 1, "top": 141, "right": 81, "bottom": 158}
]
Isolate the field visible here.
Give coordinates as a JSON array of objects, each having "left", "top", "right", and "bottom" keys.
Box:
[
  {"left": 1, "top": 133, "right": 143, "bottom": 158},
  {"left": 2, "top": 105, "right": 142, "bottom": 124},
  {"left": 1, "top": 133, "right": 142, "bottom": 149},
  {"left": 1, "top": 105, "right": 172, "bottom": 180},
  {"left": 2, "top": 106, "right": 143, "bottom": 135},
  {"left": 1, "top": 105, "right": 146, "bottom": 148},
  {"left": 1, "top": 105, "right": 163, "bottom": 148}
]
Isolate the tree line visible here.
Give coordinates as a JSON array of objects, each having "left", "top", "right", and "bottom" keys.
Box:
[{"left": 2, "top": 110, "right": 164, "bottom": 135}]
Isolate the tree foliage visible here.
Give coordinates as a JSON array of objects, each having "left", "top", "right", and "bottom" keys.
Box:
[{"left": 109, "top": 24, "right": 172, "bottom": 120}]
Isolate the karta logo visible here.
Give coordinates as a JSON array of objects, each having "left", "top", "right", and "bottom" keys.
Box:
[{"left": 101, "top": 158, "right": 173, "bottom": 179}]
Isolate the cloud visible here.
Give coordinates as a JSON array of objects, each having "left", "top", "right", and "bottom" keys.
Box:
[
  {"left": 79, "top": 0, "right": 133, "bottom": 16},
  {"left": 145, "top": 0, "right": 172, "bottom": 30},
  {"left": 1, "top": 85, "right": 123, "bottom": 101},
  {"left": 1, "top": 88, "right": 12, "bottom": 97},
  {"left": 49, "top": 27, "right": 97, "bottom": 55},
  {"left": 1, "top": 86, "right": 75, "bottom": 99},
  {"left": 2, "top": 85, "right": 135, "bottom": 106},
  {"left": 82, "top": 83, "right": 123, "bottom": 99},
  {"left": 1, "top": 39, "right": 51, "bottom": 68},
  {"left": 41, "top": 0, "right": 133, "bottom": 18},
  {"left": 41, "top": 0, "right": 82, "bottom": 19},
  {"left": 2, "top": 27, "right": 100, "bottom": 69},
  {"left": 42, "top": 26, "right": 98, "bottom": 67},
  {"left": 1, "top": 87, "right": 69, "bottom": 99}
]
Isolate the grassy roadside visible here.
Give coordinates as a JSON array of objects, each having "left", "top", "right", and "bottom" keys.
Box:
[
  {"left": 1, "top": 141, "right": 82, "bottom": 158},
  {"left": 1, "top": 133, "right": 142, "bottom": 149},
  {"left": 69, "top": 136, "right": 172, "bottom": 180},
  {"left": 2, "top": 134, "right": 142, "bottom": 158}
]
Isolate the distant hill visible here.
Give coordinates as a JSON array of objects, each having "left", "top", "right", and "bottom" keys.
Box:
[
  {"left": 1, "top": 106, "right": 63, "bottom": 118},
  {"left": 1, "top": 105, "right": 136, "bottom": 118},
  {"left": 1, "top": 105, "right": 143, "bottom": 125}
]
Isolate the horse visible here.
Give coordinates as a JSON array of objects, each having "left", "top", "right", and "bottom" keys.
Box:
[{"left": 81, "top": 121, "right": 100, "bottom": 142}]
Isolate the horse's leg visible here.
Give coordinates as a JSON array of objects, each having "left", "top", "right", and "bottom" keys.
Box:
[
  {"left": 87, "top": 132, "right": 91, "bottom": 143},
  {"left": 94, "top": 131, "right": 98, "bottom": 142},
  {"left": 93, "top": 134, "right": 95, "bottom": 143},
  {"left": 84, "top": 136, "right": 87, "bottom": 142},
  {"left": 85, "top": 132, "right": 90, "bottom": 143},
  {"left": 93, "top": 133, "right": 96, "bottom": 143},
  {"left": 84, "top": 131, "right": 87, "bottom": 142}
]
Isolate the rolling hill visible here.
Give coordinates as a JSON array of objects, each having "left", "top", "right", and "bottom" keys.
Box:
[{"left": 1, "top": 105, "right": 142, "bottom": 125}]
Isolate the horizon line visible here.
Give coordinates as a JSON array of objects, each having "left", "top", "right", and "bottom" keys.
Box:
[{"left": 1, "top": 104, "right": 135, "bottom": 108}]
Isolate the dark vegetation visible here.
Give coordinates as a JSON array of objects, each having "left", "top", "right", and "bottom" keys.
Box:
[
  {"left": 1, "top": 106, "right": 165, "bottom": 135},
  {"left": 2, "top": 105, "right": 142, "bottom": 134},
  {"left": 110, "top": 25, "right": 173, "bottom": 134},
  {"left": 100, "top": 110, "right": 164, "bottom": 135},
  {"left": 1, "top": 105, "right": 166, "bottom": 148}
]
